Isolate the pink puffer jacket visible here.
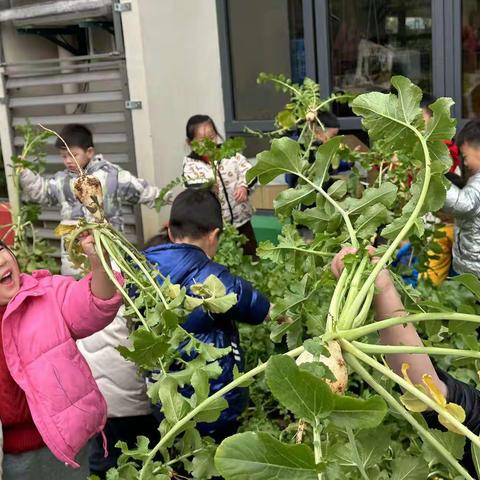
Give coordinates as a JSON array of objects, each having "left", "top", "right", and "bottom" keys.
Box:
[{"left": 2, "top": 269, "right": 123, "bottom": 467}]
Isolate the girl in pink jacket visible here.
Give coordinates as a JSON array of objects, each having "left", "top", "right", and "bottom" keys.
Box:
[{"left": 0, "top": 234, "right": 123, "bottom": 479}]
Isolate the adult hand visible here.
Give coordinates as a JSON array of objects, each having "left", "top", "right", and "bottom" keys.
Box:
[{"left": 331, "top": 246, "right": 393, "bottom": 291}]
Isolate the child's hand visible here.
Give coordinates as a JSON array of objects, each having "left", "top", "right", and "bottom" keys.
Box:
[
  {"left": 79, "top": 233, "right": 105, "bottom": 270},
  {"left": 79, "top": 233, "right": 97, "bottom": 258},
  {"left": 79, "top": 233, "right": 107, "bottom": 273},
  {"left": 234, "top": 186, "right": 248, "bottom": 203},
  {"left": 79, "top": 232, "right": 117, "bottom": 300}
]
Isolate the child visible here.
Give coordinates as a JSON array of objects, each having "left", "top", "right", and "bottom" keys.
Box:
[
  {"left": 182, "top": 115, "right": 258, "bottom": 256},
  {"left": 77, "top": 309, "right": 160, "bottom": 479},
  {"left": 144, "top": 188, "right": 270, "bottom": 441},
  {"left": 19, "top": 124, "right": 164, "bottom": 275},
  {"left": 333, "top": 247, "right": 479, "bottom": 475},
  {"left": 443, "top": 119, "right": 480, "bottom": 277},
  {"left": 0, "top": 233, "right": 123, "bottom": 479}
]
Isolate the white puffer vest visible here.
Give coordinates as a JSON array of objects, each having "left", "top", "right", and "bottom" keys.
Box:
[{"left": 77, "top": 308, "right": 151, "bottom": 418}]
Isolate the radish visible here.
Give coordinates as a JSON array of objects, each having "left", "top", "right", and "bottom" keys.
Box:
[
  {"left": 72, "top": 175, "right": 104, "bottom": 223},
  {"left": 296, "top": 340, "right": 347, "bottom": 395}
]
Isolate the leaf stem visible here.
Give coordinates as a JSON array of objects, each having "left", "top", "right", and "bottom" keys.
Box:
[
  {"left": 313, "top": 94, "right": 352, "bottom": 113},
  {"left": 268, "top": 77, "right": 302, "bottom": 97},
  {"left": 38, "top": 123, "right": 84, "bottom": 176},
  {"left": 336, "top": 312, "right": 480, "bottom": 341},
  {"left": 103, "top": 229, "right": 169, "bottom": 310},
  {"left": 138, "top": 346, "right": 305, "bottom": 479},
  {"left": 346, "top": 427, "right": 369, "bottom": 480},
  {"left": 326, "top": 268, "right": 349, "bottom": 332},
  {"left": 99, "top": 236, "right": 158, "bottom": 305},
  {"left": 345, "top": 352, "right": 474, "bottom": 480},
  {"left": 339, "top": 256, "right": 368, "bottom": 327},
  {"left": 301, "top": 125, "right": 315, "bottom": 163},
  {"left": 297, "top": 172, "right": 359, "bottom": 248},
  {"left": 346, "top": 124, "right": 431, "bottom": 317},
  {"left": 350, "top": 284, "right": 374, "bottom": 329},
  {"left": 95, "top": 232, "right": 149, "bottom": 329},
  {"left": 268, "top": 246, "right": 335, "bottom": 257},
  {"left": 351, "top": 341, "right": 480, "bottom": 359},
  {"left": 164, "top": 448, "right": 205, "bottom": 467},
  {"left": 313, "top": 422, "right": 324, "bottom": 480}
]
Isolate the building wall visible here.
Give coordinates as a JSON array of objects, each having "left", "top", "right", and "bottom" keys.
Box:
[
  {"left": 121, "top": 0, "right": 225, "bottom": 240},
  {"left": 0, "top": 1, "right": 225, "bottom": 241}
]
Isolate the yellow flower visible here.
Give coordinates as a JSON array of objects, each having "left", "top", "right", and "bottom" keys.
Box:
[
  {"left": 400, "top": 363, "right": 465, "bottom": 435},
  {"left": 54, "top": 223, "right": 77, "bottom": 237},
  {"left": 399, "top": 364, "right": 429, "bottom": 413}
]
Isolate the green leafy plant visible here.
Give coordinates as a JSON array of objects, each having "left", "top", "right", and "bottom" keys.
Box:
[
  {"left": 78, "top": 75, "right": 480, "bottom": 479},
  {"left": 252, "top": 73, "right": 353, "bottom": 143},
  {"left": 5, "top": 124, "right": 58, "bottom": 272},
  {"left": 190, "top": 136, "right": 246, "bottom": 188}
]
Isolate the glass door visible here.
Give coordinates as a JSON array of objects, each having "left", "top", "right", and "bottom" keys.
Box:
[{"left": 327, "top": 0, "right": 433, "bottom": 117}]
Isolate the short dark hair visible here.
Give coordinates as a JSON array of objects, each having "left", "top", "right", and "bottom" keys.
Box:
[
  {"left": 457, "top": 120, "right": 480, "bottom": 148},
  {"left": 55, "top": 124, "right": 94, "bottom": 150},
  {"left": 169, "top": 189, "right": 223, "bottom": 240},
  {"left": 420, "top": 93, "right": 437, "bottom": 116},
  {"left": 317, "top": 111, "right": 340, "bottom": 129},
  {"left": 186, "top": 114, "right": 220, "bottom": 142},
  {"left": 143, "top": 229, "right": 170, "bottom": 249}
]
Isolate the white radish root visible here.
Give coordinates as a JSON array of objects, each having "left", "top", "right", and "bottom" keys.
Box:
[
  {"left": 73, "top": 175, "right": 105, "bottom": 223},
  {"left": 305, "top": 111, "right": 316, "bottom": 123},
  {"left": 296, "top": 340, "right": 348, "bottom": 395}
]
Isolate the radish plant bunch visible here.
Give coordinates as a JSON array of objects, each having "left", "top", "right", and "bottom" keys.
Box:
[
  {"left": 212, "top": 76, "right": 480, "bottom": 480},
  {"left": 77, "top": 75, "right": 480, "bottom": 479}
]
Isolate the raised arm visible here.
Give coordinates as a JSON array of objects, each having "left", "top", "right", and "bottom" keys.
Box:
[
  {"left": 332, "top": 247, "right": 446, "bottom": 396},
  {"left": 54, "top": 234, "right": 123, "bottom": 339},
  {"left": 19, "top": 169, "right": 60, "bottom": 205},
  {"left": 80, "top": 234, "right": 117, "bottom": 300},
  {"left": 117, "top": 168, "right": 161, "bottom": 208},
  {"left": 443, "top": 181, "right": 480, "bottom": 216},
  {"left": 373, "top": 271, "right": 447, "bottom": 396}
]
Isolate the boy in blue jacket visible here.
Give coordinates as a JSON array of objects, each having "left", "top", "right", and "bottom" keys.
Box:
[{"left": 143, "top": 188, "right": 270, "bottom": 441}]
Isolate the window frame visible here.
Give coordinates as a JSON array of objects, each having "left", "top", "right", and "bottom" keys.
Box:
[
  {"left": 216, "top": 0, "right": 317, "bottom": 134},
  {"left": 217, "top": 0, "right": 464, "bottom": 136}
]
